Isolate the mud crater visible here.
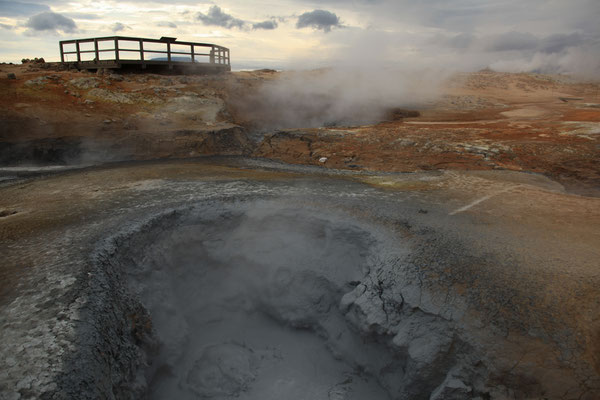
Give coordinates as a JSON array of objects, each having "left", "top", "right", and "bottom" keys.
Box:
[
  {"left": 90, "top": 197, "right": 482, "bottom": 400},
  {"left": 126, "top": 201, "right": 392, "bottom": 399}
]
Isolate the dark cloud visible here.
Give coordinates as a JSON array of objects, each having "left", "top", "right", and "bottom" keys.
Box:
[
  {"left": 446, "top": 33, "right": 474, "bottom": 49},
  {"left": 425, "top": 3, "right": 489, "bottom": 31},
  {"left": 25, "top": 11, "right": 77, "bottom": 34},
  {"left": 196, "top": 5, "right": 246, "bottom": 29},
  {"left": 430, "top": 32, "right": 474, "bottom": 49},
  {"left": 481, "top": 31, "right": 586, "bottom": 54},
  {"left": 296, "top": 9, "right": 341, "bottom": 32},
  {"left": 253, "top": 20, "right": 278, "bottom": 30},
  {"left": 0, "top": 23, "right": 15, "bottom": 30},
  {"left": 111, "top": 22, "right": 130, "bottom": 33},
  {"left": 301, "top": 0, "right": 599, "bottom": 40},
  {"left": 430, "top": 30, "right": 590, "bottom": 56},
  {"left": 157, "top": 21, "right": 178, "bottom": 28},
  {"left": 538, "top": 33, "right": 585, "bottom": 53},
  {"left": 482, "top": 31, "right": 539, "bottom": 52},
  {"left": 0, "top": 1, "right": 49, "bottom": 17}
]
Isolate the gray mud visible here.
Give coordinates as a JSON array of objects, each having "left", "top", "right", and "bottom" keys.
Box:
[
  {"left": 2, "top": 159, "right": 597, "bottom": 400},
  {"left": 127, "top": 202, "right": 393, "bottom": 399},
  {"left": 97, "top": 194, "right": 482, "bottom": 400}
]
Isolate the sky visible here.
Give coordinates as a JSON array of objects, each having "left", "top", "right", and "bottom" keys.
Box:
[{"left": 1, "top": 0, "right": 599, "bottom": 76}]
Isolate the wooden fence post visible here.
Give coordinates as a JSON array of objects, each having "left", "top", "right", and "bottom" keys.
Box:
[
  {"left": 94, "top": 39, "right": 99, "bottom": 62},
  {"left": 75, "top": 41, "right": 81, "bottom": 62},
  {"left": 167, "top": 41, "right": 172, "bottom": 69}
]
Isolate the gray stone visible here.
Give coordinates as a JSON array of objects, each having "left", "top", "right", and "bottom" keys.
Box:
[
  {"left": 68, "top": 77, "right": 100, "bottom": 89},
  {"left": 24, "top": 76, "right": 48, "bottom": 86},
  {"left": 87, "top": 88, "right": 134, "bottom": 104}
]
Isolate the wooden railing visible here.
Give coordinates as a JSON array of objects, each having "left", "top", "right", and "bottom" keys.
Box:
[{"left": 59, "top": 36, "right": 230, "bottom": 68}]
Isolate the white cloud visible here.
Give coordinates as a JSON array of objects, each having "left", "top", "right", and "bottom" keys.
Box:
[{"left": 0, "top": 0, "right": 597, "bottom": 78}]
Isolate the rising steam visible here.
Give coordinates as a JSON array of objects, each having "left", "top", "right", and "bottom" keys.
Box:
[{"left": 230, "top": 66, "right": 446, "bottom": 131}]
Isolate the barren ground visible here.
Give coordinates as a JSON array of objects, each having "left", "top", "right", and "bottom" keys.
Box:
[
  {"left": 1, "top": 64, "right": 599, "bottom": 194},
  {"left": 0, "top": 63, "right": 599, "bottom": 399}
]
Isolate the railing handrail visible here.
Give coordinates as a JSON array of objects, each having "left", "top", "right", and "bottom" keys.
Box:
[
  {"left": 59, "top": 36, "right": 228, "bottom": 51},
  {"left": 59, "top": 36, "right": 230, "bottom": 67}
]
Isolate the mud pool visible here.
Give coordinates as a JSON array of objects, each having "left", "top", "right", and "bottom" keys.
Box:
[
  {"left": 1, "top": 158, "right": 598, "bottom": 400},
  {"left": 70, "top": 166, "right": 473, "bottom": 400},
  {"left": 127, "top": 202, "right": 395, "bottom": 399}
]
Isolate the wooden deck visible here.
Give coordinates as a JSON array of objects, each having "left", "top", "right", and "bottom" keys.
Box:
[{"left": 59, "top": 36, "right": 231, "bottom": 73}]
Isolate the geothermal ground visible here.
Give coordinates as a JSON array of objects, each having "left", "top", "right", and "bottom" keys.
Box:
[{"left": 0, "top": 64, "right": 599, "bottom": 400}]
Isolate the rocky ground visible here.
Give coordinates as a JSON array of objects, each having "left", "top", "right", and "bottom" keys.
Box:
[
  {"left": 0, "top": 63, "right": 599, "bottom": 399},
  {"left": 1, "top": 64, "right": 599, "bottom": 195},
  {"left": 252, "top": 71, "right": 600, "bottom": 197}
]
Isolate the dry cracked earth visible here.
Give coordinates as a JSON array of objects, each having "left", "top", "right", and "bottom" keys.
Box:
[{"left": 0, "top": 63, "right": 599, "bottom": 400}]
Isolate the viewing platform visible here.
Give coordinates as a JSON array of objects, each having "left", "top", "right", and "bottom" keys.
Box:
[{"left": 59, "top": 36, "right": 231, "bottom": 73}]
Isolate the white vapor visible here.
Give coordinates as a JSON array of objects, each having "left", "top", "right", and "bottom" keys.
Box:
[
  {"left": 233, "top": 66, "right": 444, "bottom": 130},
  {"left": 232, "top": 28, "right": 449, "bottom": 130}
]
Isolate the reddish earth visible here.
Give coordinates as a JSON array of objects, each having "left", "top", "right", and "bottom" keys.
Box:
[
  {"left": 250, "top": 71, "right": 600, "bottom": 196},
  {"left": 1, "top": 64, "right": 599, "bottom": 196}
]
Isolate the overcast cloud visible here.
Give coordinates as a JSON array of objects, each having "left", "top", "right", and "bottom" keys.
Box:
[
  {"left": 63, "top": 13, "right": 102, "bottom": 21},
  {"left": 0, "top": 0, "right": 598, "bottom": 77},
  {"left": 0, "top": 1, "right": 50, "bottom": 17},
  {"left": 157, "top": 21, "right": 178, "bottom": 28}
]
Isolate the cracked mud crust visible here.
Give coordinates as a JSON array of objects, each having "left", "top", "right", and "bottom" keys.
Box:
[{"left": 0, "top": 158, "right": 598, "bottom": 399}]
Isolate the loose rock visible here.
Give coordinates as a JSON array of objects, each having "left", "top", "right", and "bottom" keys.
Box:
[{"left": 69, "top": 77, "right": 100, "bottom": 89}]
